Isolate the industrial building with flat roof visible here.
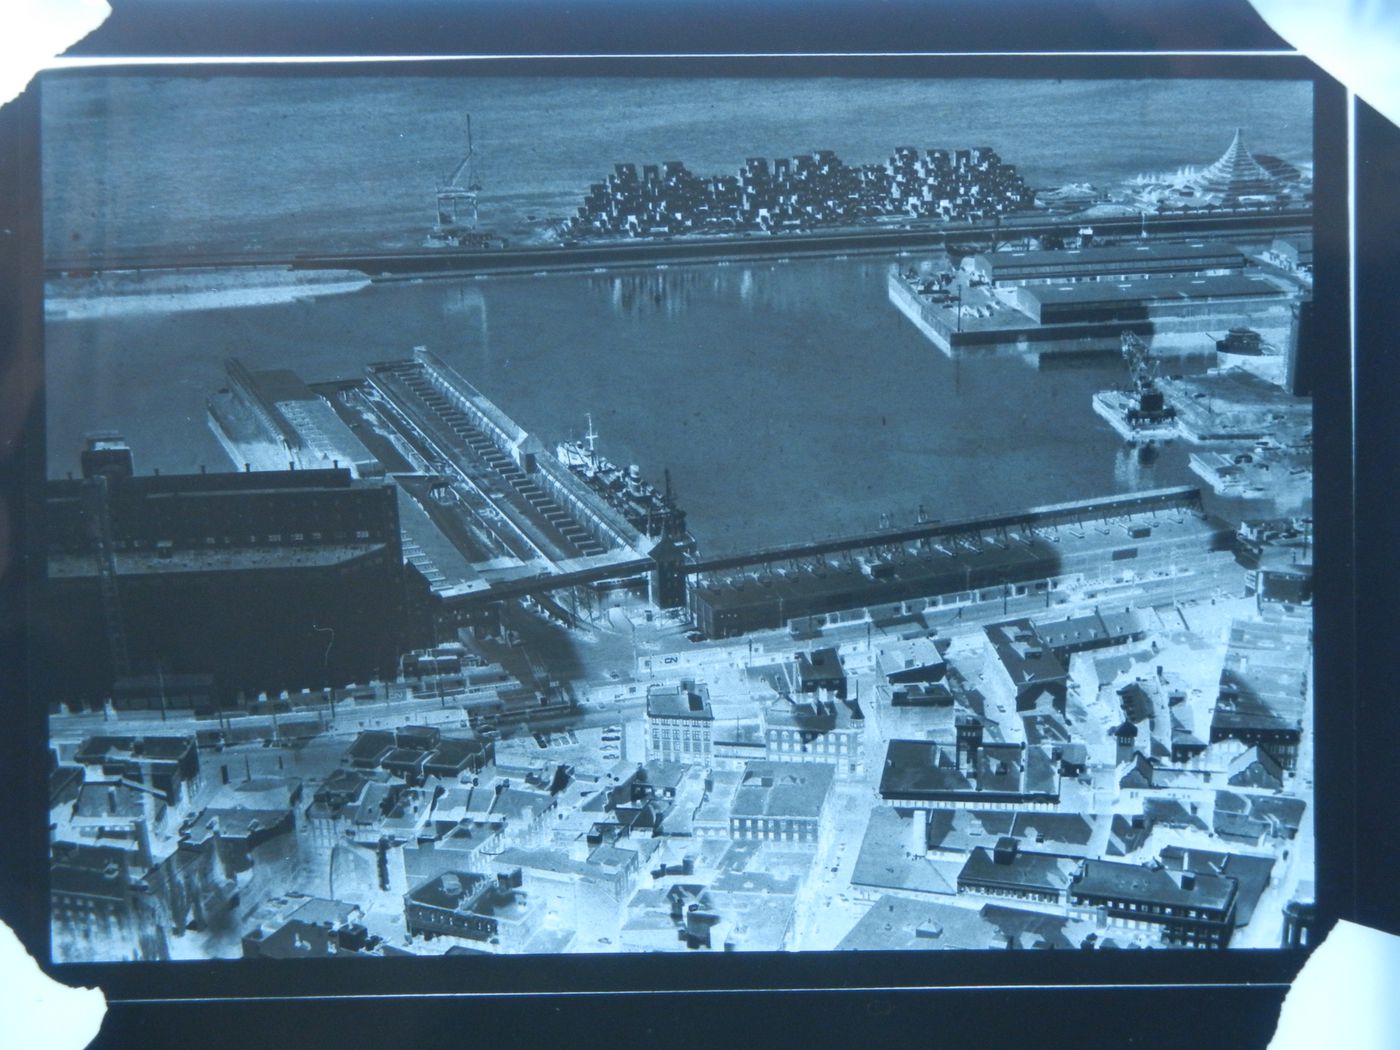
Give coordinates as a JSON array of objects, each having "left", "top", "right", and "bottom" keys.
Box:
[
  {"left": 689, "top": 487, "right": 1234, "bottom": 639},
  {"left": 209, "top": 359, "right": 382, "bottom": 478},
  {"left": 891, "top": 258, "right": 1297, "bottom": 360},
  {"left": 1069, "top": 858, "right": 1240, "bottom": 948},
  {"left": 1209, "top": 617, "right": 1310, "bottom": 771},
  {"left": 967, "top": 240, "right": 1245, "bottom": 286},
  {"left": 729, "top": 761, "right": 835, "bottom": 845},
  {"left": 879, "top": 738, "right": 1060, "bottom": 810},
  {"left": 1009, "top": 273, "right": 1287, "bottom": 325},
  {"left": 645, "top": 680, "right": 715, "bottom": 764},
  {"left": 43, "top": 446, "right": 420, "bottom": 705}
]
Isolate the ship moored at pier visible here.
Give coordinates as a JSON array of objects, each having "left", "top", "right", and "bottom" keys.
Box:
[{"left": 556, "top": 414, "right": 690, "bottom": 548}]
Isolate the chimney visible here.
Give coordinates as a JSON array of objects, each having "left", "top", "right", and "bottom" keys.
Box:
[
  {"left": 993, "top": 836, "right": 1019, "bottom": 865},
  {"left": 1180, "top": 871, "right": 1196, "bottom": 891}
]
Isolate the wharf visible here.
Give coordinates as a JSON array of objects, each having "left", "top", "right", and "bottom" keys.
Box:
[
  {"left": 1156, "top": 369, "right": 1311, "bottom": 444},
  {"left": 888, "top": 267, "right": 1294, "bottom": 361},
  {"left": 1090, "top": 392, "right": 1179, "bottom": 443},
  {"left": 1189, "top": 448, "right": 1312, "bottom": 505}
]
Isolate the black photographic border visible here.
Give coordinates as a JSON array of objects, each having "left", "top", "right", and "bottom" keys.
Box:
[{"left": 0, "top": 17, "right": 1381, "bottom": 1042}]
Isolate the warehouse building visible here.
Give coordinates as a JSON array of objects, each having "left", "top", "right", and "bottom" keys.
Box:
[
  {"left": 689, "top": 487, "right": 1234, "bottom": 639},
  {"left": 42, "top": 440, "right": 420, "bottom": 706},
  {"left": 966, "top": 240, "right": 1245, "bottom": 287}
]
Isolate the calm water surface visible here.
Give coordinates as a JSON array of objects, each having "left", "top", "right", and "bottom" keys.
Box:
[
  {"left": 46, "top": 257, "right": 1238, "bottom": 553},
  {"left": 41, "top": 76, "right": 1313, "bottom": 259}
]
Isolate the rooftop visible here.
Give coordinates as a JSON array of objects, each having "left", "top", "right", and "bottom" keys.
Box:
[
  {"left": 763, "top": 696, "right": 862, "bottom": 733},
  {"left": 797, "top": 647, "right": 845, "bottom": 684},
  {"left": 345, "top": 731, "right": 396, "bottom": 764},
  {"left": 646, "top": 681, "right": 714, "bottom": 721},
  {"left": 182, "top": 807, "right": 293, "bottom": 845},
  {"left": 1032, "top": 607, "right": 1145, "bottom": 652},
  {"left": 1212, "top": 618, "right": 1310, "bottom": 734},
  {"left": 882, "top": 635, "right": 947, "bottom": 680},
  {"left": 74, "top": 735, "right": 195, "bottom": 765},
  {"left": 1017, "top": 273, "right": 1287, "bottom": 309},
  {"left": 837, "top": 895, "right": 1006, "bottom": 951},
  {"left": 72, "top": 778, "right": 164, "bottom": 820},
  {"left": 51, "top": 841, "right": 135, "bottom": 900},
  {"left": 50, "top": 541, "right": 389, "bottom": 579},
  {"left": 425, "top": 738, "right": 489, "bottom": 772},
  {"left": 975, "top": 240, "right": 1245, "bottom": 278},
  {"left": 730, "top": 761, "right": 835, "bottom": 821},
  {"left": 959, "top": 846, "right": 1080, "bottom": 893},
  {"left": 695, "top": 488, "right": 1227, "bottom": 613},
  {"left": 853, "top": 807, "right": 957, "bottom": 896},
  {"left": 880, "top": 740, "right": 1059, "bottom": 802},
  {"left": 1073, "top": 859, "right": 1237, "bottom": 913},
  {"left": 1159, "top": 847, "right": 1276, "bottom": 926},
  {"left": 406, "top": 871, "right": 493, "bottom": 912}
]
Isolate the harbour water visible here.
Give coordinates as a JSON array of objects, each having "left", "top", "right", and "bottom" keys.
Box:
[
  {"left": 41, "top": 75, "right": 1313, "bottom": 260},
  {"left": 45, "top": 256, "right": 1255, "bottom": 554},
  {"left": 41, "top": 74, "right": 1311, "bottom": 550}
]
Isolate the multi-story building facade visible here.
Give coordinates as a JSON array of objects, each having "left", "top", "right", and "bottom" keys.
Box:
[
  {"left": 43, "top": 443, "right": 416, "bottom": 705},
  {"left": 645, "top": 680, "right": 714, "bottom": 764},
  {"left": 1069, "top": 859, "right": 1239, "bottom": 949},
  {"left": 761, "top": 696, "right": 864, "bottom": 778}
]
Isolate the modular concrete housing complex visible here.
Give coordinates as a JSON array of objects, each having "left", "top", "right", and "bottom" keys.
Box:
[{"left": 688, "top": 487, "right": 1234, "bottom": 638}]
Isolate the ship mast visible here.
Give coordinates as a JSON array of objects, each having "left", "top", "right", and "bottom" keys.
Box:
[{"left": 584, "top": 412, "right": 598, "bottom": 455}]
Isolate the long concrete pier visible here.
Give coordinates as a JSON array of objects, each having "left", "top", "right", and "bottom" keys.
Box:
[{"left": 46, "top": 209, "right": 1312, "bottom": 281}]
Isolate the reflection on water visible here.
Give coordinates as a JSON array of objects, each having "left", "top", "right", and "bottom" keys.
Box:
[
  {"left": 594, "top": 261, "right": 850, "bottom": 321},
  {"left": 45, "top": 255, "right": 1301, "bottom": 554},
  {"left": 1113, "top": 441, "right": 1164, "bottom": 491},
  {"left": 595, "top": 269, "right": 719, "bottom": 320},
  {"left": 442, "top": 284, "right": 490, "bottom": 357}
]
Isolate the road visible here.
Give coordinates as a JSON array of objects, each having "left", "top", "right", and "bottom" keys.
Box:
[{"left": 46, "top": 208, "right": 1312, "bottom": 280}]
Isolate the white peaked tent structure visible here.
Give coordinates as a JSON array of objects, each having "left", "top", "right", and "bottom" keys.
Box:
[{"left": 1184, "top": 128, "right": 1283, "bottom": 203}]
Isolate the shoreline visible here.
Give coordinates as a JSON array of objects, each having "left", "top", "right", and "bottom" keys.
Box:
[
  {"left": 44, "top": 267, "right": 373, "bottom": 319},
  {"left": 44, "top": 207, "right": 1312, "bottom": 284}
]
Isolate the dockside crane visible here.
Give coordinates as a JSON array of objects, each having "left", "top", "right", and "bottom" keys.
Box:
[
  {"left": 431, "top": 115, "right": 483, "bottom": 242},
  {"left": 1121, "top": 330, "right": 1158, "bottom": 391}
]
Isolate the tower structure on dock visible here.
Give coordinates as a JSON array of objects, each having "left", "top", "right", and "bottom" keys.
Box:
[{"left": 430, "top": 116, "right": 484, "bottom": 245}]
